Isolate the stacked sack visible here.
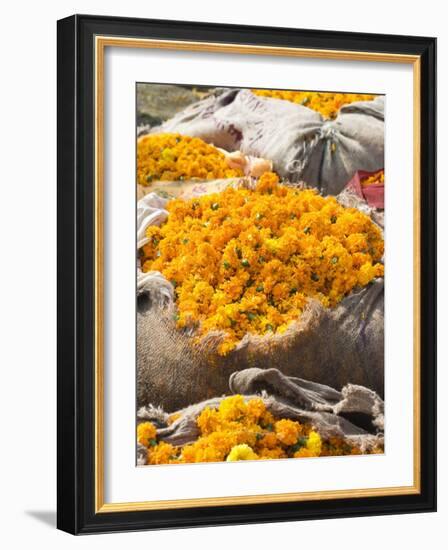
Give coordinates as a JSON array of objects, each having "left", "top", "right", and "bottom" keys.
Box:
[{"left": 155, "top": 88, "right": 384, "bottom": 195}]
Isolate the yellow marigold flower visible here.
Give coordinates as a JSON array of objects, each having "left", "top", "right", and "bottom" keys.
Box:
[
  {"left": 306, "top": 430, "right": 322, "bottom": 456},
  {"left": 137, "top": 133, "right": 243, "bottom": 185},
  {"left": 218, "top": 395, "right": 247, "bottom": 422},
  {"left": 251, "top": 89, "right": 376, "bottom": 119},
  {"left": 226, "top": 444, "right": 258, "bottom": 461},
  {"left": 357, "top": 262, "right": 377, "bottom": 286},
  {"left": 137, "top": 421, "right": 157, "bottom": 447},
  {"left": 275, "top": 419, "right": 301, "bottom": 446}
]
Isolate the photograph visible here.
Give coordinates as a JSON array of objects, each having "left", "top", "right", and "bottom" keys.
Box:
[{"left": 135, "top": 84, "right": 386, "bottom": 466}]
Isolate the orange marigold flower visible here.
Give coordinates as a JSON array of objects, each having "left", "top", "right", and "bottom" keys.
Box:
[
  {"left": 275, "top": 419, "right": 301, "bottom": 446},
  {"left": 137, "top": 421, "right": 157, "bottom": 447},
  {"left": 246, "top": 398, "right": 266, "bottom": 421},
  {"left": 148, "top": 441, "right": 178, "bottom": 465},
  {"left": 256, "top": 432, "right": 279, "bottom": 450},
  {"left": 306, "top": 431, "right": 322, "bottom": 456},
  {"left": 197, "top": 407, "right": 221, "bottom": 435}
]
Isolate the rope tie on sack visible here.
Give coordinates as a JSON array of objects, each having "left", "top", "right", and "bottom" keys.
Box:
[
  {"left": 320, "top": 120, "right": 337, "bottom": 140},
  {"left": 285, "top": 120, "right": 339, "bottom": 181},
  {"left": 285, "top": 131, "right": 321, "bottom": 178},
  {"left": 318, "top": 121, "right": 339, "bottom": 159}
]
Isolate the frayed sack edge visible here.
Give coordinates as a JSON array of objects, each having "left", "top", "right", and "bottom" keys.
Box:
[{"left": 136, "top": 373, "right": 384, "bottom": 466}]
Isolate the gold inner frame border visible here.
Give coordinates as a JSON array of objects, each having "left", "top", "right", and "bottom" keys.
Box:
[{"left": 94, "top": 35, "right": 421, "bottom": 513}]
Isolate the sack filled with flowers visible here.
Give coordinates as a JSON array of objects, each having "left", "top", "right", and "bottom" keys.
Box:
[
  {"left": 345, "top": 169, "right": 385, "bottom": 210},
  {"left": 251, "top": 89, "right": 376, "bottom": 120},
  {"left": 137, "top": 172, "right": 384, "bottom": 412},
  {"left": 136, "top": 367, "right": 384, "bottom": 465},
  {"left": 152, "top": 88, "right": 384, "bottom": 196}
]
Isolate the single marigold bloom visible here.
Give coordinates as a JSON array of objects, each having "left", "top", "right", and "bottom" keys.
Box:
[
  {"left": 196, "top": 407, "right": 221, "bottom": 435},
  {"left": 306, "top": 431, "right": 322, "bottom": 456},
  {"left": 251, "top": 89, "right": 376, "bottom": 119},
  {"left": 246, "top": 398, "right": 266, "bottom": 421},
  {"left": 137, "top": 421, "right": 157, "bottom": 447},
  {"left": 275, "top": 419, "right": 301, "bottom": 446},
  {"left": 137, "top": 133, "right": 244, "bottom": 185},
  {"left": 256, "top": 431, "right": 279, "bottom": 450},
  {"left": 217, "top": 395, "right": 248, "bottom": 422},
  {"left": 147, "top": 441, "right": 178, "bottom": 465},
  {"left": 226, "top": 444, "right": 258, "bottom": 461},
  {"left": 141, "top": 172, "right": 384, "bottom": 355}
]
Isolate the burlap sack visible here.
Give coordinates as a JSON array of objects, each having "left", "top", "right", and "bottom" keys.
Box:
[
  {"left": 137, "top": 278, "right": 384, "bottom": 412},
  {"left": 154, "top": 88, "right": 384, "bottom": 195},
  {"left": 136, "top": 367, "right": 384, "bottom": 464},
  {"left": 136, "top": 184, "right": 384, "bottom": 412}
]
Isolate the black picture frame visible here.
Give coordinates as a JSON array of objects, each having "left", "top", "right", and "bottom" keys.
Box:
[{"left": 57, "top": 14, "right": 436, "bottom": 535}]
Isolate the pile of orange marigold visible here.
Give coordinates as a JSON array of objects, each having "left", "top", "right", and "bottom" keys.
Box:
[
  {"left": 251, "top": 89, "right": 376, "bottom": 119},
  {"left": 141, "top": 172, "right": 384, "bottom": 355},
  {"left": 137, "top": 395, "right": 382, "bottom": 465},
  {"left": 137, "top": 133, "right": 244, "bottom": 185}
]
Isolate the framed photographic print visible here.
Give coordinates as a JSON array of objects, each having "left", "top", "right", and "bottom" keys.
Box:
[{"left": 57, "top": 14, "right": 436, "bottom": 534}]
